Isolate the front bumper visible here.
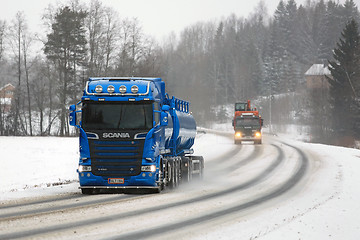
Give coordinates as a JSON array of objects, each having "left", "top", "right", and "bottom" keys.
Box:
[
  {"left": 234, "top": 131, "right": 261, "bottom": 141},
  {"left": 78, "top": 170, "right": 159, "bottom": 188}
]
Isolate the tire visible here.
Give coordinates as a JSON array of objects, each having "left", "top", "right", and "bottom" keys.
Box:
[
  {"left": 168, "top": 159, "right": 176, "bottom": 189},
  {"left": 181, "top": 157, "right": 191, "bottom": 183},
  {"left": 191, "top": 156, "right": 204, "bottom": 180},
  {"left": 158, "top": 159, "right": 165, "bottom": 191},
  {"left": 173, "top": 159, "right": 179, "bottom": 188}
]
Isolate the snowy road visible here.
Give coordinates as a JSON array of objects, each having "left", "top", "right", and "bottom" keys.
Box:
[{"left": 0, "top": 131, "right": 359, "bottom": 239}]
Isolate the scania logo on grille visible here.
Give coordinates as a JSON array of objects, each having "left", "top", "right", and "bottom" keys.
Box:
[{"left": 103, "top": 133, "right": 130, "bottom": 138}]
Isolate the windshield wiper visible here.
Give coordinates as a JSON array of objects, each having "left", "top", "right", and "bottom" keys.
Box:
[
  {"left": 117, "top": 106, "right": 124, "bottom": 129},
  {"left": 143, "top": 105, "right": 148, "bottom": 128}
]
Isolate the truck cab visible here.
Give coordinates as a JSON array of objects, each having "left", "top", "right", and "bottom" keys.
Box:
[
  {"left": 69, "top": 77, "right": 203, "bottom": 194},
  {"left": 233, "top": 100, "right": 263, "bottom": 144},
  {"left": 233, "top": 113, "right": 262, "bottom": 144}
]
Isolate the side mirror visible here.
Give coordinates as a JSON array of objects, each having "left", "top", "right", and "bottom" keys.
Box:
[
  {"left": 261, "top": 119, "right": 264, "bottom": 127},
  {"left": 162, "top": 105, "right": 170, "bottom": 111},
  {"left": 232, "top": 119, "right": 234, "bottom": 127},
  {"left": 69, "top": 104, "right": 77, "bottom": 126},
  {"left": 160, "top": 112, "right": 168, "bottom": 126}
]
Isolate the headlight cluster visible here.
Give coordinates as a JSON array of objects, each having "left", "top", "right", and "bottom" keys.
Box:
[
  {"left": 255, "top": 132, "right": 261, "bottom": 137},
  {"left": 78, "top": 165, "right": 91, "bottom": 172},
  {"left": 235, "top": 132, "right": 241, "bottom": 137},
  {"left": 141, "top": 165, "right": 156, "bottom": 172}
]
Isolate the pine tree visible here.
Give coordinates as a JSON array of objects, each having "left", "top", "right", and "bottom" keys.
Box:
[
  {"left": 327, "top": 19, "right": 360, "bottom": 138},
  {"left": 44, "top": 6, "right": 87, "bottom": 136}
]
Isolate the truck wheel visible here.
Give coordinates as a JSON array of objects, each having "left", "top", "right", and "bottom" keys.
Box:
[{"left": 158, "top": 159, "right": 165, "bottom": 191}]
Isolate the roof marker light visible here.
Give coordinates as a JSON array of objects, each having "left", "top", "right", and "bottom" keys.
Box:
[
  {"left": 119, "top": 85, "right": 127, "bottom": 94},
  {"left": 95, "top": 85, "right": 103, "bottom": 93},
  {"left": 131, "top": 85, "right": 139, "bottom": 93},
  {"left": 107, "top": 85, "right": 115, "bottom": 94}
]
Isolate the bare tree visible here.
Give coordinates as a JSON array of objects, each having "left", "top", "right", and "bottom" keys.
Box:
[
  {"left": 0, "top": 20, "right": 6, "bottom": 135},
  {"left": 20, "top": 16, "right": 34, "bottom": 136},
  {"left": 86, "top": 0, "right": 104, "bottom": 76},
  {"left": 103, "top": 7, "right": 119, "bottom": 76},
  {"left": 8, "top": 12, "right": 27, "bottom": 135}
]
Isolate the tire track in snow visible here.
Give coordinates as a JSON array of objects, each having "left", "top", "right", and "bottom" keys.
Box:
[
  {"left": 0, "top": 194, "right": 142, "bottom": 221},
  {"left": 105, "top": 142, "right": 308, "bottom": 240},
  {"left": 0, "top": 144, "right": 283, "bottom": 239},
  {"left": 0, "top": 136, "right": 243, "bottom": 222}
]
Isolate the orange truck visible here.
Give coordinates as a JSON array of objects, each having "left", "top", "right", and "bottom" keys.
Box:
[{"left": 232, "top": 100, "right": 263, "bottom": 144}]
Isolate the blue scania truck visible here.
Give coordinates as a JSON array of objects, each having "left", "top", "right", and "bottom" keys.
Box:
[{"left": 69, "top": 77, "right": 204, "bottom": 194}]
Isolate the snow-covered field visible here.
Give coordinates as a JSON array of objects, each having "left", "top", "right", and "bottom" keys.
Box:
[
  {"left": 1, "top": 130, "right": 360, "bottom": 239},
  {"left": 0, "top": 137, "right": 79, "bottom": 200}
]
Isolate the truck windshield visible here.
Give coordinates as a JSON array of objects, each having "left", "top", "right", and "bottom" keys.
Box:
[
  {"left": 81, "top": 102, "right": 153, "bottom": 130},
  {"left": 235, "top": 118, "right": 260, "bottom": 127},
  {"left": 235, "top": 103, "right": 247, "bottom": 111}
]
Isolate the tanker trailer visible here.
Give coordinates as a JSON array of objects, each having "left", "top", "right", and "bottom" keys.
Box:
[{"left": 69, "top": 77, "right": 204, "bottom": 194}]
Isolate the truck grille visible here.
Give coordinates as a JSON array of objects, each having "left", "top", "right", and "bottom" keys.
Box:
[
  {"left": 89, "top": 139, "right": 145, "bottom": 177},
  {"left": 242, "top": 129, "right": 254, "bottom": 137}
]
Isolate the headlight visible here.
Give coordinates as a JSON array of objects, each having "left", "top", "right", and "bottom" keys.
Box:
[
  {"left": 78, "top": 165, "right": 91, "bottom": 172},
  {"left": 235, "top": 132, "right": 241, "bottom": 137},
  {"left": 255, "top": 132, "right": 261, "bottom": 137},
  {"left": 141, "top": 165, "right": 156, "bottom": 172}
]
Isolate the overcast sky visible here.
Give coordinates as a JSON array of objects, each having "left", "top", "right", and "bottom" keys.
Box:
[{"left": 1, "top": 0, "right": 359, "bottom": 41}]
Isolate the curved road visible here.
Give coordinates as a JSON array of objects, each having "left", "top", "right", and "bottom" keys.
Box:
[{"left": 0, "top": 132, "right": 314, "bottom": 240}]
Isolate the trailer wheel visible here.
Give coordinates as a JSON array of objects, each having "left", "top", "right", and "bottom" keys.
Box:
[
  {"left": 168, "top": 159, "right": 176, "bottom": 189},
  {"left": 174, "top": 158, "right": 180, "bottom": 188},
  {"left": 191, "top": 156, "right": 204, "bottom": 179},
  {"left": 181, "top": 156, "right": 191, "bottom": 183}
]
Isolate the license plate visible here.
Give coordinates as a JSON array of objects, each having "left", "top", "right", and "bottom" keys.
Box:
[{"left": 108, "top": 178, "right": 124, "bottom": 184}]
